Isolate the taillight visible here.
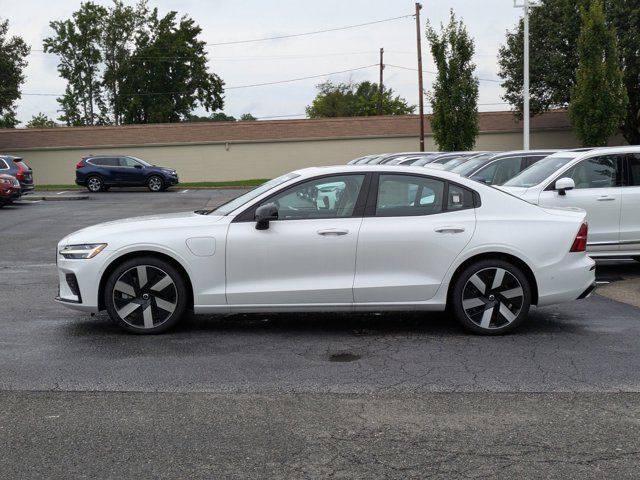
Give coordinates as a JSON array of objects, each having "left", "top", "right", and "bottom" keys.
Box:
[
  {"left": 76, "top": 160, "right": 86, "bottom": 169},
  {"left": 15, "top": 168, "right": 24, "bottom": 181},
  {"left": 570, "top": 222, "right": 588, "bottom": 252}
]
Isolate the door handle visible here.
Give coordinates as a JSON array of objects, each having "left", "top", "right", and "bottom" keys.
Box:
[
  {"left": 317, "top": 229, "right": 349, "bottom": 236},
  {"left": 597, "top": 196, "right": 615, "bottom": 201},
  {"left": 434, "top": 226, "right": 465, "bottom": 234}
]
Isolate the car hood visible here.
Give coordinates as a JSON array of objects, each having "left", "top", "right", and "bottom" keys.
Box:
[{"left": 59, "top": 211, "right": 224, "bottom": 246}]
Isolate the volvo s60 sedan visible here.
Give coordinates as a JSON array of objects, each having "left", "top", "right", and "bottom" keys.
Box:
[{"left": 56, "top": 165, "right": 595, "bottom": 335}]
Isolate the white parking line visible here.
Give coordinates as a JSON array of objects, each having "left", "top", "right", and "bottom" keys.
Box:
[
  {"left": 56, "top": 191, "right": 69, "bottom": 195},
  {"left": 180, "top": 189, "right": 190, "bottom": 194},
  {"left": 596, "top": 281, "right": 611, "bottom": 285}
]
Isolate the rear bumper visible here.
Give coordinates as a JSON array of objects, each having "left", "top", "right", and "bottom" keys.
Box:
[
  {"left": 577, "top": 282, "right": 597, "bottom": 300},
  {"left": 536, "top": 255, "right": 596, "bottom": 307}
]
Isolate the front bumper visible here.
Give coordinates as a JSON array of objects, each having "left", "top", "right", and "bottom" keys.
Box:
[{"left": 55, "top": 253, "right": 105, "bottom": 313}]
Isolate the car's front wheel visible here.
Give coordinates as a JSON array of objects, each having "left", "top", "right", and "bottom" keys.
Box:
[
  {"left": 86, "top": 176, "right": 104, "bottom": 193},
  {"left": 104, "top": 256, "right": 188, "bottom": 334},
  {"left": 147, "top": 175, "right": 164, "bottom": 192},
  {"left": 451, "top": 259, "right": 531, "bottom": 335}
]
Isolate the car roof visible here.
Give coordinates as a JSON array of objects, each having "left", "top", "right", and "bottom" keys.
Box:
[{"left": 293, "top": 165, "right": 474, "bottom": 185}]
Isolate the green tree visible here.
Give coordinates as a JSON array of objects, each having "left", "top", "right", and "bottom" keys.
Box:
[
  {"left": 498, "top": 0, "right": 640, "bottom": 144},
  {"left": 306, "top": 81, "right": 414, "bottom": 118},
  {"left": 120, "top": 10, "right": 224, "bottom": 124},
  {"left": 0, "top": 18, "right": 30, "bottom": 128},
  {"left": 569, "top": 0, "right": 627, "bottom": 146},
  {"left": 101, "top": 1, "right": 149, "bottom": 125},
  {"left": 185, "top": 112, "right": 236, "bottom": 122},
  {"left": 426, "top": 11, "right": 479, "bottom": 151},
  {"left": 26, "top": 113, "right": 56, "bottom": 128},
  {"left": 239, "top": 113, "right": 257, "bottom": 121},
  {"left": 44, "top": 2, "right": 108, "bottom": 126}
]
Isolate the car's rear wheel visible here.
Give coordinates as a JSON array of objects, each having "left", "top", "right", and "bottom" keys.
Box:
[
  {"left": 147, "top": 175, "right": 163, "bottom": 192},
  {"left": 104, "top": 256, "right": 188, "bottom": 334},
  {"left": 86, "top": 176, "right": 104, "bottom": 193},
  {"left": 451, "top": 259, "right": 531, "bottom": 335}
]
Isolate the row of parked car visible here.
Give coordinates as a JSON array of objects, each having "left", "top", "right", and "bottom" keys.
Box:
[
  {"left": 348, "top": 146, "right": 640, "bottom": 261},
  {"left": 0, "top": 155, "right": 35, "bottom": 208}
]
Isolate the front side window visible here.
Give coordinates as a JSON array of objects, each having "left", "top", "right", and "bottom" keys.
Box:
[
  {"left": 562, "top": 155, "right": 619, "bottom": 189},
  {"left": 627, "top": 154, "right": 640, "bottom": 186},
  {"left": 120, "top": 157, "right": 142, "bottom": 168},
  {"left": 376, "top": 174, "right": 445, "bottom": 216},
  {"left": 263, "top": 174, "right": 365, "bottom": 220}
]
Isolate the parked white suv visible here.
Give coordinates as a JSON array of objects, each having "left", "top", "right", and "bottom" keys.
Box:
[{"left": 500, "top": 147, "right": 640, "bottom": 259}]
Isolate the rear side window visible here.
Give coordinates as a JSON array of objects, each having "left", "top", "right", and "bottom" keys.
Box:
[
  {"left": 376, "top": 174, "right": 445, "bottom": 216},
  {"left": 89, "top": 157, "right": 119, "bottom": 167},
  {"left": 627, "top": 154, "right": 640, "bottom": 186},
  {"left": 474, "top": 157, "right": 523, "bottom": 185},
  {"left": 0, "top": 159, "right": 8, "bottom": 170},
  {"left": 447, "top": 184, "right": 475, "bottom": 210}
]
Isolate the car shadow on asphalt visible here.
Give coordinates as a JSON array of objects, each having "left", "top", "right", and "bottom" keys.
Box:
[{"left": 64, "top": 309, "right": 580, "bottom": 339}]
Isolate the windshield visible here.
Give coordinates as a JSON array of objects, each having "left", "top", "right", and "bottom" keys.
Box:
[
  {"left": 451, "top": 154, "right": 495, "bottom": 175},
  {"left": 207, "top": 173, "right": 300, "bottom": 215},
  {"left": 503, "top": 156, "right": 576, "bottom": 188}
]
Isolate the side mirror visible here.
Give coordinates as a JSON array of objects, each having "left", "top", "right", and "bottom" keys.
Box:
[
  {"left": 134, "top": 164, "right": 143, "bottom": 169},
  {"left": 255, "top": 203, "right": 278, "bottom": 230},
  {"left": 555, "top": 177, "right": 575, "bottom": 196}
]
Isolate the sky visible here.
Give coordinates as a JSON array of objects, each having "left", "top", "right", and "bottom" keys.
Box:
[{"left": 3, "top": 0, "right": 524, "bottom": 125}]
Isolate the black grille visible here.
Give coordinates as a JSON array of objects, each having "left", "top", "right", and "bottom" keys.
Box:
[{"left": 65, "top": 273, "right": 81, "bottom": 299}]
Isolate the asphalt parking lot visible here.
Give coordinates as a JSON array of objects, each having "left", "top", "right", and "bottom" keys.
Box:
[{"left": 2, "top": 188, "right": 640, "bottom": 478}]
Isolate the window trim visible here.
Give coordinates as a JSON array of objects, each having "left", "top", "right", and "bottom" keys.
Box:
[
  {"left": 543, "top": 154, "right": 624, "bottom": 192},
  {"left": 365, "top": 172, "right": 479, "bottom": 218},
  {"left": 232, "top": 172, "right": 373, "bottom": 223}
]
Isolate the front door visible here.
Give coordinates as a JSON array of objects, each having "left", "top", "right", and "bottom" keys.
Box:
[
  {"left": 225, "top": 174, "right": 367, "bottom": 305},
  {"left": 117, "top": 156, "right": 145, "bottom": 185},
  {"left": 538, "top": 154, "right": 623, "bottom": 251},
  {"left": 354, "top": 173, "right": 476, "bottom": 303}
]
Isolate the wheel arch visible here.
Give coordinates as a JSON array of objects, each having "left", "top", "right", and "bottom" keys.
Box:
[
  {"left": 446, "top": 252, "right": 539, "bottom": 306},
  {"left": 98, "top": 250, "right": 194, "bottom": 311}
]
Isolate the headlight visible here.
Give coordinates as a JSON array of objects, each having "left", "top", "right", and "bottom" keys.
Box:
[
  {"left": 59, "top": 243, "right": 107, "bottom": 259},
  {"left": 0, "top": 178, "right": 10, "bottom": 185}
]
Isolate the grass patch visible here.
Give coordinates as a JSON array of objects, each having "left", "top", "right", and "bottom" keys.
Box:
[{"left": 36, "top": 179, "right": 268, "bottom": 191}]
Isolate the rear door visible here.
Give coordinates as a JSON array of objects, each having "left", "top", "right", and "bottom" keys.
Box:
[
  {"left": 537, "top": 154, "right": 623, "bottom": 251},
  {"left": 620, "top": 153, "right": 640, "bottom": 252},
  {"left": 353, "top": 173, "right": 476, "bottom": 303}
]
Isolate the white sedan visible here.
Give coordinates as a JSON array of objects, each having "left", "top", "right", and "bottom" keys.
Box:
[
  {"left": 500, "top": 146, "right": 640, "bottom": 259},
  {"left": 56, "top": 165, "right": 595, "bottom": 335}
]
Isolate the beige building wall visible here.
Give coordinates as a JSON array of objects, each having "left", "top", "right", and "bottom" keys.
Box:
[{"left": 6, "top": 129, "right": 583, "bottom": 185}]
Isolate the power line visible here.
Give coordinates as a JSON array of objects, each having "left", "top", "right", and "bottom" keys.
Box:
[
  {"left": 206, "top": 14, "right": 414, "bottom": 46},
  {"left": 17, "top": 64, "right": 377, "bottom": 97},
  {"left": 385, "top": 63, "right": 502, "bottom": 83}
]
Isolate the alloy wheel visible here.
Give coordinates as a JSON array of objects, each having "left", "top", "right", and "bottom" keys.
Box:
[
  {"left": 87, "top": 177, "right": 102, "bottom": 192},
  {"left": 461, "top": 267, "right": 524, "bottom": 330},
  {"left": 148, "top": 176, "right": 163, "bottom": 191},
  {"left": 112, "top": 265, "right": 178, "bottom": 329}
]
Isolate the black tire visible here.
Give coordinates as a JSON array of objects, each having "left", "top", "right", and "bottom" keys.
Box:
[
  {"left": 450, "top": 259, "right": 531, "bottom": 335},
  {"left": 86, "top": 176, "right": 104, "bottom": 193},
  {"left": 634, "top": 257, "right": 640, "bottom": 263},
  {"left": 101, "top": 186, "right": 110, "bottom": 192},
  {"left": 104, "top": 256, "right": 188, "bottom": 334},
  {"left": 147, "top": 175, "right": 164, "bottom": 192}
]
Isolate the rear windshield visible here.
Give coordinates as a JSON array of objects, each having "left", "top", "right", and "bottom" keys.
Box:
[
  {"left": 450, "top": 154, "right": 495, "bottom": 175},
  {"left": 503, "top": 156, "right": 576, "bottom": 188}
]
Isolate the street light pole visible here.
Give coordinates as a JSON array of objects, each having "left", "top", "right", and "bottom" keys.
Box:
[
  {"left": 415, "top": 2, "right": 425, "bottom": 152},
  {"left": 514, "top": 0, "right": 540, "bottom": 150}
]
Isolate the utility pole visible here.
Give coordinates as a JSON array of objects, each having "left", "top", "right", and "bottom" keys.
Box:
[
  {"left": 415, "top": 2, "right": 425, "bottom": 151},
  {"left": 514, "top": 0, "right": 540, "bottom": 150},
  {"left": 378, "top": 47, "right": 384, "bottom": 115}
]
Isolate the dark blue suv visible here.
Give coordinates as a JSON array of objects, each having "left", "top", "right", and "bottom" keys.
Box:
[{"left": 76, "top": 155, "right": 179, "bottom": 192}]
